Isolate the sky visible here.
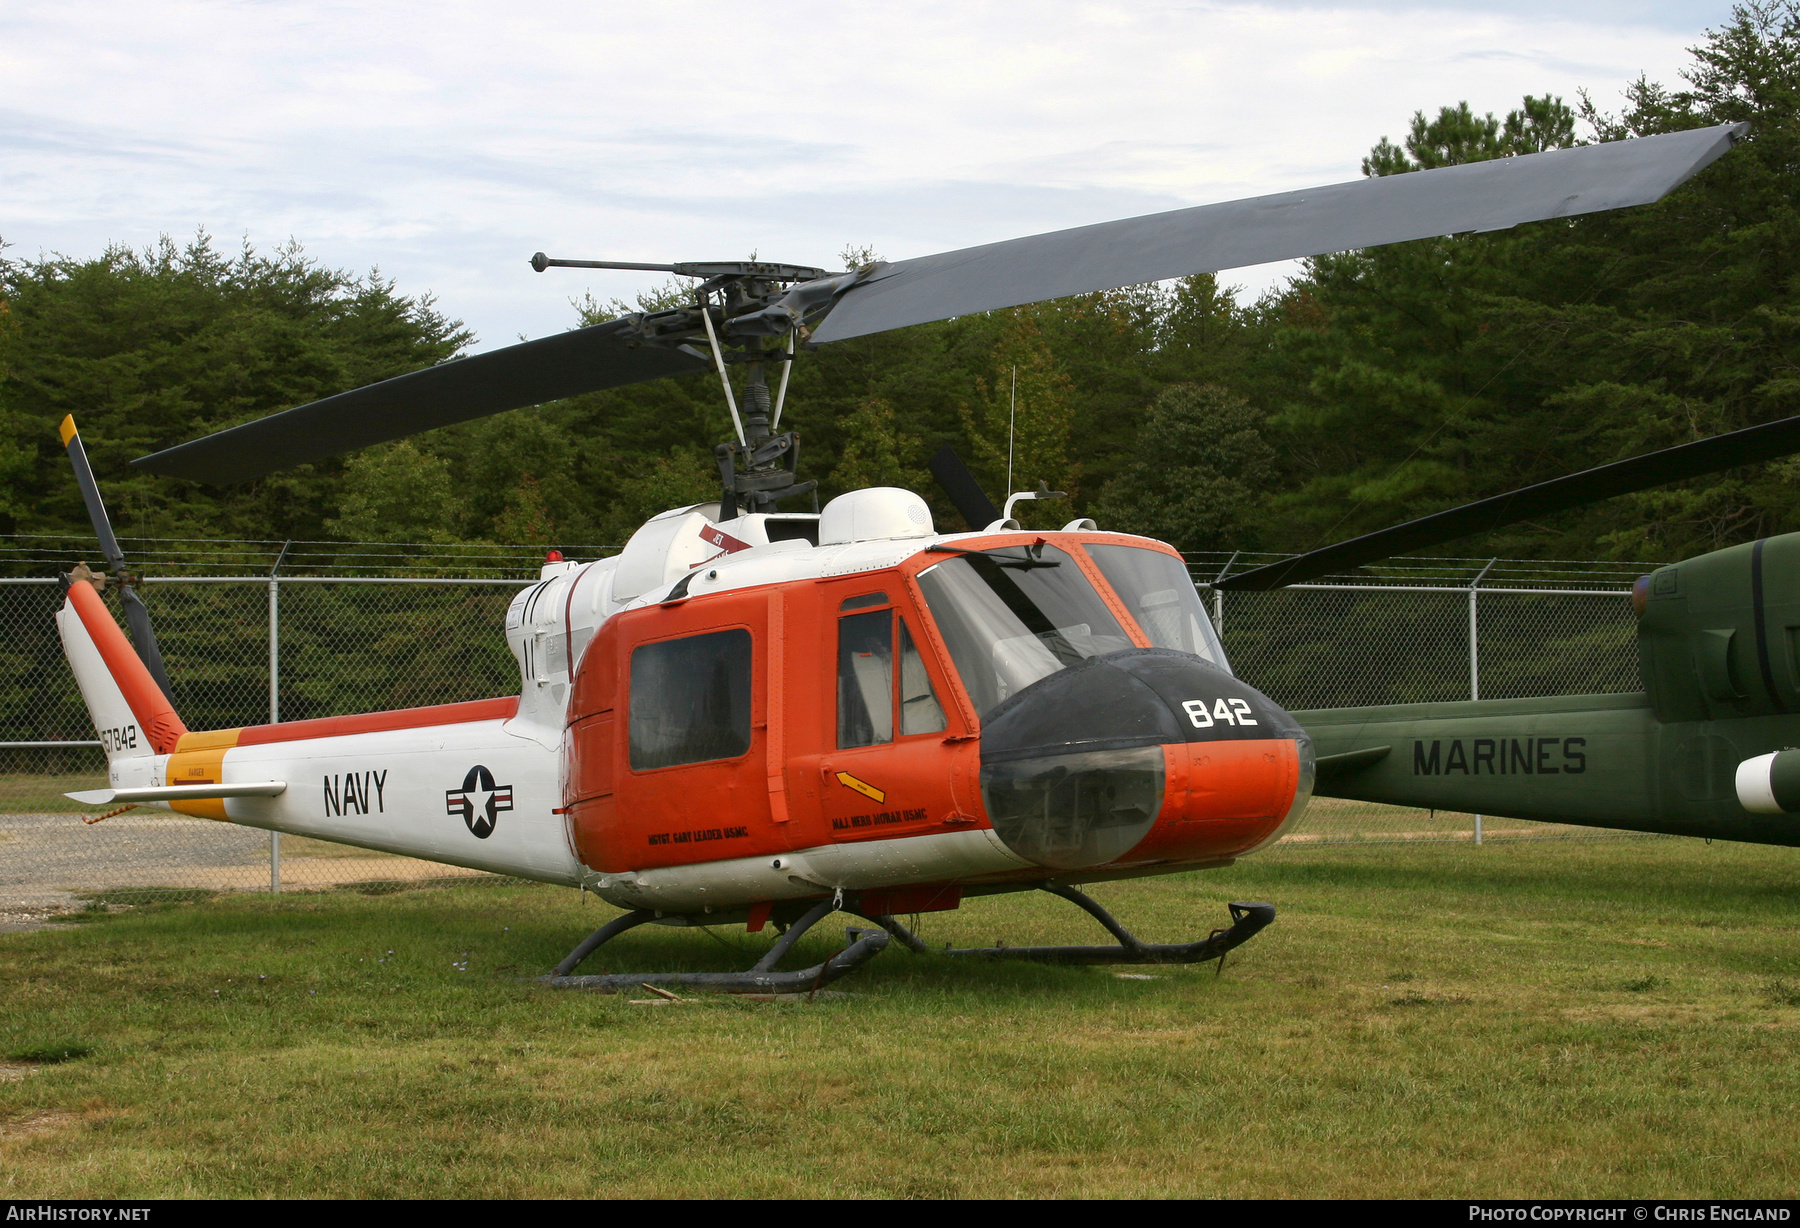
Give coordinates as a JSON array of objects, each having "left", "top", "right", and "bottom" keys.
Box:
[{"left": 0, "top": 1, "right": 1739, "bottom": 353}]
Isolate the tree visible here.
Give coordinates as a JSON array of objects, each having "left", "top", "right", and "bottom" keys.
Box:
[
  {"left": 9, "top": 7, "right": 1797, "bottom": 567},
  {"left": 1251, "top": 7, "right": 1800, "bottom": 563},
  {"left": 0, "top": 231, "right": 469, "bottom": 544},
  {"left": 1093, "top": 385, "right": 1275, "bottom": 550},
  {"left": 830, "top": 397, "right": 927, "bottom": 495},
  {"left": 592, "top": 445, "right": 721, "bottom": 544},
  {"left": 958, "top": 311, "right": 1076, "bottom": 526},
  {"left": 1363, "top": 95, "right": 1579, "bottom": 175},
  {"left": 325, "top": 441, "right": 464, "bottom": 544}
]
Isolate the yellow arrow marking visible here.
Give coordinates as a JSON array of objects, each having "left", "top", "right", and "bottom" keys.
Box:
[{"left": 835, "top": 772, "right": 885, "bottom": 804}]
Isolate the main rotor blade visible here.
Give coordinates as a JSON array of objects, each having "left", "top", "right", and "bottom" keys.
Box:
[
  {"left": 928, "top": 445, "right": 1001, "bottom": 530},
  {"left": 811, "top": 123, "right": 1745, "bottom": 345},
  {"left": 1215, "top": 414, "right": 1800, "bottom": 591},
  {"left": 60, "top": 415, "right": 177, "bottom": 701},
  {"left": 133, "top": 319, "right": 709, "bottom": 485}
]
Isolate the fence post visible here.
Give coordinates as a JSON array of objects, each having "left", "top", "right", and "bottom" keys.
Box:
[
  {"left": 1468, "top": 585, "right": 1479, "bottom": 704},
  {"left": 1210, "top": 551, "right": 1239, "bottom": 641},
  {"left": 1469, "top": 558, "right": 1496, "bottom": 845},
  {"left": 268, "top": 541, "right": 291, "bottom": 893}
]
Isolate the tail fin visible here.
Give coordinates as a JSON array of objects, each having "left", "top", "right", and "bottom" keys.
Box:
[{"left": 56, "top": 577, "right": 186, "bottom": 761}]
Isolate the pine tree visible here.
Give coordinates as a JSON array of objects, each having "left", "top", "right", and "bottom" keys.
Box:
[
  {"left": 958, "top": 312, "right": 1075, "bottom": 527},
  {"left": 1094, "top": 385, "right": 1274, "bottom": 550}
]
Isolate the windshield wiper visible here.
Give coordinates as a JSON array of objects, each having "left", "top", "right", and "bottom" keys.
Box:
[{"left": 925, "top": 543, "right": 1060, "bottom": 570}]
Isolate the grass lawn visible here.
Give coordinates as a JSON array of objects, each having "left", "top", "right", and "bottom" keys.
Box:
[
  {"left": 3, "top": 837, "right": 1799, "bottom": 1198},
  {"left": 0, "top": 772, "right": 107, "bottom": 814}
]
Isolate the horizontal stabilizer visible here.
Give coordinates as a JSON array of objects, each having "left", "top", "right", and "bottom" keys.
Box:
[{"left": 67, "top": 782, "right": 288, "bottom": 805}]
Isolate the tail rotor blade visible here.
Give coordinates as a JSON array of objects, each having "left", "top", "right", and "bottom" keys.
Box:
[
  {"left": 118, "top": 586, "right": 175, "bottom": 704},
  {"left": 60, "top": 415, "right": 129, "bottom": 576},
  {"left": 59, "top": 416, "right": 177, "bottom": 703},
  {"left": 929, "top": 446, "right": 1001, "bottom": 530}
]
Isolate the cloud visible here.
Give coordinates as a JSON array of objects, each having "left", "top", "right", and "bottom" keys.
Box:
[
  {"left": 1210, "top": 0, "right": 1737, "bottom": 32},
  {"left": 0, "top": 0, "right": 1720, "bottom": 350}
]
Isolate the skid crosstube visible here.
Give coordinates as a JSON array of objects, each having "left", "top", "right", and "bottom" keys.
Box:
[{"left": 542, "top": 897, "right": 889, "bottom": 994}]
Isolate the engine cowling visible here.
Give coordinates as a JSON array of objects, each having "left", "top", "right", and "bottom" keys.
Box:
[{"left": 1636, "top": 535, "right": 1800, "bottom": 723}]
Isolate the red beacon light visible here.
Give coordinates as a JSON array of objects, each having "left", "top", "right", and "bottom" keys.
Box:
[{"left": 546, "top": 549, "right": 564, "bottom": 563}]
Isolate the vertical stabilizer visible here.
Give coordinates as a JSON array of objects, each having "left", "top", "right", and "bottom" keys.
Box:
[{"left": 56, "top": 578, "right": 186, "bottom": 760}]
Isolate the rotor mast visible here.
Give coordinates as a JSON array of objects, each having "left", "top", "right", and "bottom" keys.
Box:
[{"left": 532, "top": 253, "right": 855, "bottom": 518}]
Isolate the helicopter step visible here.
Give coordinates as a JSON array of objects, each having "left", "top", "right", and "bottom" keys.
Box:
[
  {"left": 541, "top": 898, "right": 890, "bottom": 995},
  {"left": 861, "top": 884, "right": 1275, "bottom": 967}
]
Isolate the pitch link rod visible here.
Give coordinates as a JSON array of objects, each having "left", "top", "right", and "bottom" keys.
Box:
[
  {"left": 771, "top": 332, "right": 795, "bottom": 431},
  {"left": 699, "top": 295, "right": 747, "bottom": 447}
]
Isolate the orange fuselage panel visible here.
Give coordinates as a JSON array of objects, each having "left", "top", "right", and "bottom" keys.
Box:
[{"left": 563, "top": 546, "right": 1299, "bottom": 882}]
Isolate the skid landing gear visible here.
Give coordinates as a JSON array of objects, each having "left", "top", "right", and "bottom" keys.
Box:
[
  {"left": 541, "top": 885, "right": 1273, "bottom": 992},
  {"left": 541, "top": 898, "right": 891, "bottom": 994},
  {"left": 860, "top": 884, "right": 1275, "bottom": 967}
]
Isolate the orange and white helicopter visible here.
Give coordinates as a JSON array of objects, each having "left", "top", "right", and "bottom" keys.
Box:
[{"left": 55, "top": 123, "right": 1742, "bottom": 991}]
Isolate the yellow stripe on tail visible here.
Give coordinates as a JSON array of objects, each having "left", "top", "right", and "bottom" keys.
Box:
[{"left": 165, "top": 728, "right": 244, "bottom": 820}]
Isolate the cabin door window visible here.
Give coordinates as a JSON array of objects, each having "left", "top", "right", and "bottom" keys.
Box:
[
  {"left": 899, "top": 620, "right": 947, "bottom": 735},
  {"left": 837, "top": 598, "right": 947, "bottom": 749},
  {"left": 628, "top": 628, "right": 753, "bottom": 770},
  {"left": 837, "top": 610, "right": 893, "bottom": 748}
]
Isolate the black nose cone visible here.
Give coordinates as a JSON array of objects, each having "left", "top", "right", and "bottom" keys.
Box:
[
  {"left": 980, "top": 648, "right": 1299, "bottom": 762},
  {"left": 976, "top": 649, "right": 1302, "bottom": 869}
]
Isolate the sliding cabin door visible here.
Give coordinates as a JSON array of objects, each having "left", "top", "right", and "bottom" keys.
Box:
[{"left": 582, "top": 591, "right": 778, "bottom": 872}]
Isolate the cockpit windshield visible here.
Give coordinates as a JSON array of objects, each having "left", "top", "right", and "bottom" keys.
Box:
[
  {"left": 1084, "top": 544, "right": 1229, "bottom": 669},
  {"left": 916, "top": 544, "right": 1134, "bottom": 718}
]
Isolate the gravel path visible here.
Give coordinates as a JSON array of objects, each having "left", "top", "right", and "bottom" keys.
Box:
[{"left": 0, "top": 811, "right": 485, "bottom": 916}]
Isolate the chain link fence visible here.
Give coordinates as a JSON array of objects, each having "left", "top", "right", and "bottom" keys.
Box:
[
  {"left": 0, "top": 536, "right": 1659, "bottom": 917},
  {"left": 0, "top": 536, "right": 574, "bottom": 917},
  {"left": 1193, "top": 551, "right": 1655, "bottom": 848}
]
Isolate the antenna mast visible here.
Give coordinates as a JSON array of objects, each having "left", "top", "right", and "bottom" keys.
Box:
[{"left": 1007, "top": 366, "right": 1017, "bottom": 495}]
